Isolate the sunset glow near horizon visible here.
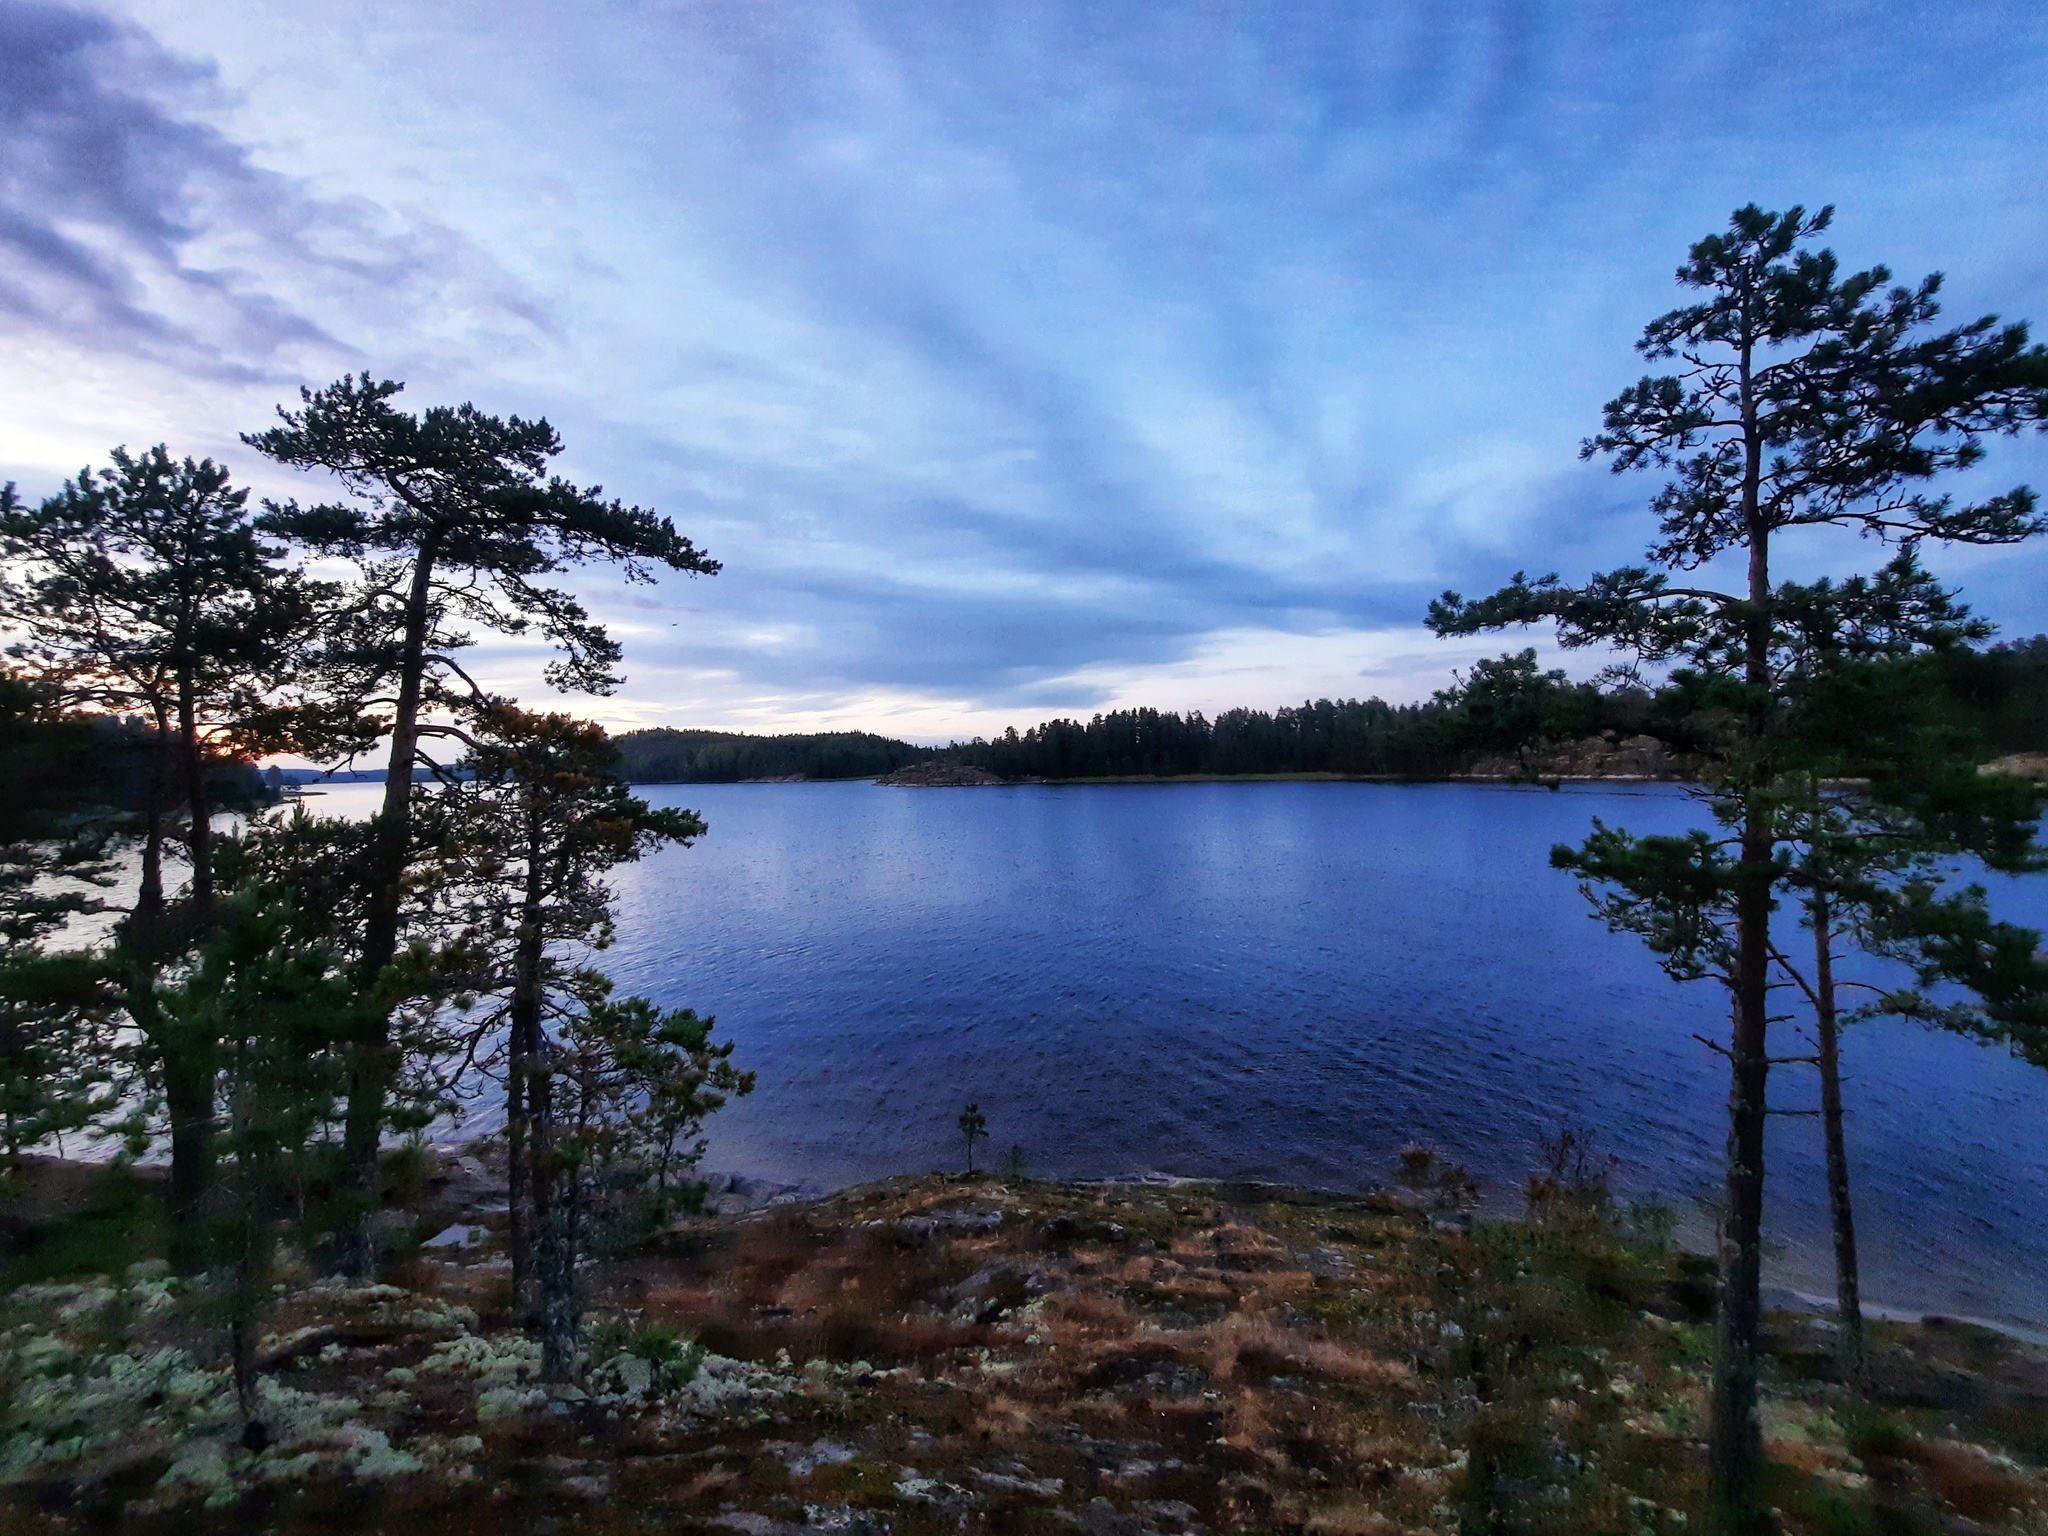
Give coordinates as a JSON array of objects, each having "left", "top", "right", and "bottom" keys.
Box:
[{"left": 5, "top": 1, "right": 2048, "bottom": 744}]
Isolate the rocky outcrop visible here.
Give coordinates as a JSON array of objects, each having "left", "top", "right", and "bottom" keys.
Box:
[
  {"left": 1462, "top": 733, "right": 1686, "bottom": 781},
  {"left": 1983, "top": 753, "right": 2048, "bottom": 780},
  {"left": 5, "top": 1162, "right": 2038, "bottom": 1533},
  {"left": 875, "top": 761, "right": 1004, "bottom": 787}
]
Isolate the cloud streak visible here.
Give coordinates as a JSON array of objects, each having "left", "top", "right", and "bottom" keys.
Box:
[
  {"left": 8, "top": 0, "right": 2048, "bottom": 733},
  {"left": 0, "top": 0, "right": 546, "bottom": 385}
]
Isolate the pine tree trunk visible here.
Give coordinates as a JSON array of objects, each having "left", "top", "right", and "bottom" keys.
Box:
[
  {"left": 1711, "top": 822, "right": 1773, "bottom": 1534},
  {"left": 136, "top": 710, "right": 171, "bottom": 921},
  {"left": 506, "top": 1041, "right": 531, "bottom": 1304},
  {"left": 335, "top": 543, "right": 438, "bottom": 1276},
  {"left": 125, "top": 707, "right": 215, "bottom": 1268},
  {"left": 176, "top": 671, "right": 212, "bottom": 916},
  {"left": 123, "top": 937, "right": 215, "bottom": 1276},
  {"left": 228, "top": 1102, "right": 277, "bottom": 1440},
  {"left": 159, "top": 676, "right": 223, "bottom": 1277},
  {"left": 230, "top": 1179, "right": 273, "bottom": 1435},
  {"left": 161, "top": 1049, "right": 216, "bottom": 1275},
  {"left": 529, "top": 1048, "right": 579, "bottom": 1384},
  {"left": 1812, "top": 898, "right": 1866, "bottom": 1384},
  {"left": 505, "top": 804, "right": 547, "bottom": 1308},
  {"left": 1708, "top": 331, "right": 1773, "bottom": 1536},
  {"left": 536, "top": 1193, "right": 578, "bottom": 1383}
]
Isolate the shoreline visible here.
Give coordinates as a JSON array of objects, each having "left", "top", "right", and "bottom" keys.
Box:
[
  {"left": 18, "top": 1167, "right": 2048, "bottom": 1532},
  {"left": 693, "top": 1161, "right": 2048, "bottom": 1342},
  {"left": 629, "top": 771, "right": 1687, "bottom": 787},
  {"left": 18, "top": 1149, "right": 2030, "bottom": 1339}
]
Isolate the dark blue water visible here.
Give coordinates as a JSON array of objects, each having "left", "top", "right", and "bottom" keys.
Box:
[{"left": 593, "top": 779, "right": 2048, "bottom": 1330}]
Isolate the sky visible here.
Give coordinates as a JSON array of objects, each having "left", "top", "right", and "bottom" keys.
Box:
[{"left": 3, "top": 1, "right": 2047, "bottom": 742}]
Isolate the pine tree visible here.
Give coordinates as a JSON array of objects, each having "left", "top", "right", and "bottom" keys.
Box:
[
  {"left": 1432, "top": 205, "right": 2048, "bottom": 1532},
  {"left": 959, "top": 1103, "right": 987, "bottom": 1174},
  {"left": 245, "top": 377, "right": 718, "bottom": 1272},
  {"left": 571, "top": 995, "right": 754, "bottom": 1229},
  {"left": 0, "top": 671, "right": 118, "bottom": 1167},
  {"left": 525, "top": 994, "right": 752, "bottom": 1380},
  {"left": 169, "top": 825, "right": 355, "bottom": 1438},
  {"left": 0, "top": 449, "right": 314, "bottom": 1267},
  {"left": 428, "top": 702, "right": 708, "bottom": 1373}
]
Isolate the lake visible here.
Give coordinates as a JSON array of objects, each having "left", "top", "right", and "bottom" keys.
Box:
[{"left": 325, "top": 775, "right": 2048, "bottom": 1329}]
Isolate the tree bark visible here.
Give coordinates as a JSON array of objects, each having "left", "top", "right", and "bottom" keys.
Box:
[
  {"left": 161, "top": 1046, "right": 216, "bottom": 1274},
  {"left": 529, "top": 1044, "right": 578, "bottom": 1383},
  {"left": 1708, "top": 316, "right": 1774, "bottom": 1536},
  {"left": 334, "top": 541, "right": 438, "bottom": 1275},
  {"left": 1812, "top": 896, "right": 1867, "bottom": 1384},
  {"left": 176, "top": 668, "right": 212, "bottom": 916},
  {"left": 536, "top": 1055, "right": 586, "bottom": 1385},
  {"left": 505, "top": 803, "right": 547, "bottom": 1308},
  {"left": 136, "top": 703, "right": 172, "bottom": 921},
  {"left": 1713, "top": 827, "right": 1774, "bottom": 1534},
  {"left": 229, "top": 1197, "right": 271, "bottom": 1434},
  {"left": 227, "top": 1094, "right": 277, "bottom": 1441}
]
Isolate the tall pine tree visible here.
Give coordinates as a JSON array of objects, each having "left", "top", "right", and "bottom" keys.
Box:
[
  {"left": 246, "top": 378, "right": 718, "bottom": 1271},
  {"left": 1432, "top": 205, "right": 2048, "bottom": 1532}
]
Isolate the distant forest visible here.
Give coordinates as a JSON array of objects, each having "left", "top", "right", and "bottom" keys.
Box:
[
  {"left": 1934, "top": 636, "right": 2048, "bottom": 755},
  {"left": 620, "top": 638, "right": 2048, "bottom": 784},
  {"left": 613, "top": 728, "right": 934, "bottom": 782},
  {"left": 946, "top": 696, "right": 1468, "bottom": 779},
  {"left": 944, "top": 639, "right": 2048, "bottom": 780}
]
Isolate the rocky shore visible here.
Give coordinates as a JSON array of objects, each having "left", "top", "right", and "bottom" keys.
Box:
[{"left": 6, "top": 1158, "right": 2047, "bottom": 1534}]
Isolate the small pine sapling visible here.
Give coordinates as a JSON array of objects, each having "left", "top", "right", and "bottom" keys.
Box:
[{"left": 958, "top": 1103, "right": 987, "bottom": 1174}]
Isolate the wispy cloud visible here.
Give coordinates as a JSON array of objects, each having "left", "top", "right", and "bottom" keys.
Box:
[
  {"left": 9, "top": 0, "right": 2048, "bottom": 733},
  {"left": 0, "top": 0, "right": 545, "bottom": 384}
]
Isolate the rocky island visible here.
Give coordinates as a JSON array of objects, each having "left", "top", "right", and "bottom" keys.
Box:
[{"left": 876, "top": 763, "right": 1008, "bottom": 787}]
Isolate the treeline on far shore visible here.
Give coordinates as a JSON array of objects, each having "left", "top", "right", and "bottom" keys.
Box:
[
  {"left": 16, "top": 701, "right": 273, "bottom": 811},
  {"left": 947, "top": 694, "right": 1474, "bottom": 779},
  {"left": 622, "top": 636, "right": 2048, "bottom": 784},
  {"left": 612, "top": 727, "right": 934, "bottom": 782},
  {"left": 1932, "top": 635, "right": 2048, "bottom": 755}
]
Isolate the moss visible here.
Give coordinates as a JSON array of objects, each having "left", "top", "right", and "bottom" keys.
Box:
[{"left": 4, "top": 1172, "right": 2046, "bottom": 1535}]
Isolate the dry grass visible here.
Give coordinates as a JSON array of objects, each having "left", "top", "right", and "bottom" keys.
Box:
[{"left": 5, "top": 1167, "right": 2048, "bottom": 1535}]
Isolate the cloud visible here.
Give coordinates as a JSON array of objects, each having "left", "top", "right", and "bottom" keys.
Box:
[
  {"left": 11, "top": 0, "right": 2048, "bottom": 735},
  {"left": 0, "top": 0, "right": 543, "bottom": 382}
]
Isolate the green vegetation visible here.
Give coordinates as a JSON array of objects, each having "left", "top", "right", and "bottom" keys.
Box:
[
  {"left": 9, "top": 1154, "right": 2048, "bottom": 1534},
  {"left": 0, "top": 376, "right": 749, "bottom": 1454},
  {"left": 926, "top": 641, "right": 2048, "bottom": 783},
  {"left": 245, "top": 374, "right": 721, "bottom": 1274},
  {"left": 1936, "top": 637, "right": 2048, "bottom": 756},
  {"left": 1434, "top": 202, "right": 2048, "bottom": 1532},
  {"left": 615, "top": 636, "right": 2048, "bottom": 789},
  {"left": 947, "top": 697, "right": 1471, "bottom": 778}
]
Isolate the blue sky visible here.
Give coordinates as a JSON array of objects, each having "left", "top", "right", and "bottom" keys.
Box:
[{"left": 4, "top": 1, "right": 2047, "bottom": 740}]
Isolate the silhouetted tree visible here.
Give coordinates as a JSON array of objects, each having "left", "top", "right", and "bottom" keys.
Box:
[
  {"left": 165, "top": 868, "right": 352, "bottom": 1438},
  {"left": 246, "top": 377, "right": 718, "bottom": 1271},
  {"left": 0, "top": 449, "right": 313, "bottom": 1266},
  {"left": 959, "top": 1102, "right": 987, "bottom": 1174},
  {"left": 1432, "top": 204, "right": 2048, "bottom": 1532}
]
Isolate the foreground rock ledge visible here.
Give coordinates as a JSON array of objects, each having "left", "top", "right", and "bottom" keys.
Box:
[{"left": 5, "top": 1171, "right": 2047, "bottom": 1534}]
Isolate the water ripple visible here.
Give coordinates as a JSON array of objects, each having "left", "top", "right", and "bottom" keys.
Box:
[{"left": 582, "top": 779, "right": 2048, "bottom": 1329}]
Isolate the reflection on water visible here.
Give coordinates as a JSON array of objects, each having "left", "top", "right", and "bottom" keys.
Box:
[{"left": 248, "top": 778, "right": 2048, "bottom": 1328}]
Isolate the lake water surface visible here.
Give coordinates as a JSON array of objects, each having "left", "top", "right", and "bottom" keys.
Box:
[{"left": 333, "top": 777, "right": 2048, "bottom": 1329}]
